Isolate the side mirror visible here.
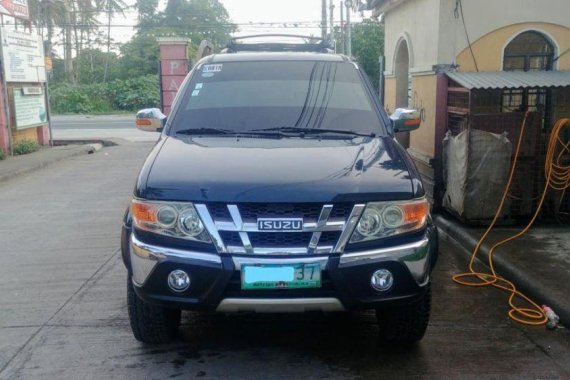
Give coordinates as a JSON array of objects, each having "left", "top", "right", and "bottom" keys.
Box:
[
  {"left": 389, "top": 108, "right": 421, "bottom": 133},
  {"left": 136, "top": 108, "right": 166, "bottom": 132}
]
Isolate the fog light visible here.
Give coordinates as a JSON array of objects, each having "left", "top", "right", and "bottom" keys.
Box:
[
  {"left": 168, "top": 270, "right": 191, "bottom": 292},
  {"left": 371, "top": 269, "right": 393, "bottom": 292}
]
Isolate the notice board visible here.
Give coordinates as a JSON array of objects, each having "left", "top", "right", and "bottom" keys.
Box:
[
  {"left": 1, "top": 28, "right": 46, "bottom": 82},
  {"left": 12, "top": 87, "right": 47, "bottom": 130}
]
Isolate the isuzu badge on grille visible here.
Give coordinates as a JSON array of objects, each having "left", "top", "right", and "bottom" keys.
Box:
[{"left": 257, "top": 218, "right": 303, "bottom": 231}]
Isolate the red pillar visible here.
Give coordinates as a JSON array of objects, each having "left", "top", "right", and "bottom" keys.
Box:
[
  {"left": 157, "top": 37, "right": 191, "bottom": 116},
  {"left": 0, "top": 82, "right": 10, "bottom": 155},
  {"left": 36, "top": 124, "right": 50, "bottom": 145}
]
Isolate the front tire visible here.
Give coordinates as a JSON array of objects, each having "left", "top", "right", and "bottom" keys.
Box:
[
  {"left": 376, "top": 282, "right": 431, "bottom": 344},
  {"left": 127, "top": 276, "right": 181, "bottom": 344}
]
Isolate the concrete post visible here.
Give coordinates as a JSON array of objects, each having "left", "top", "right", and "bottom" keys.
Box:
[
  {"left": 345, "top": 0, "right": 352, "bottom": 56},
  {"left": 36, "top": 124, "right": 50, "bottom": 145},
  {"left": 157, "top": 37, "right": 191, "bottom": 116},
  {"left": 0, "top": 81, "right": 10, "bottom": 155}
]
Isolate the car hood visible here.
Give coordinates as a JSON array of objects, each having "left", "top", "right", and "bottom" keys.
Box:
[{"left": 136, "top": 135, "right": 417, "bottom": 203}]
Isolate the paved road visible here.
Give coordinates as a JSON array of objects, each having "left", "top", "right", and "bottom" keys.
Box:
[
  {"left": 51, "top": 115, "right": 134, "bottom": 129},
  {"left": 1, "top": 142, "right": 569, "bottom": 379},
  {"left": 50, "top": 115, "right": 159, "bottom": 142}
]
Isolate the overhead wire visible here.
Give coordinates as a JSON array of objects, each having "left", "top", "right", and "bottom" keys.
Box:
[{"left": 454, "top": 0, "right": 479, "bottom": 72}]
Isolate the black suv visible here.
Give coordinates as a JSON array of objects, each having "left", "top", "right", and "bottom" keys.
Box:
[{"left": 122, "top": 36, "right": 438, "bottom": 344}]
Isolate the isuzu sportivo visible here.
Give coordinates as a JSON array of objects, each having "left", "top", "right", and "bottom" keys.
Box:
[{"left": 121, "top": 36, "right": 438, "bottom": 344}]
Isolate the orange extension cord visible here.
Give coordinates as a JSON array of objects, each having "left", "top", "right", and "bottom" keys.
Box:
[{"left": 452, "top": 114, "right": 570, "bottom": 326}]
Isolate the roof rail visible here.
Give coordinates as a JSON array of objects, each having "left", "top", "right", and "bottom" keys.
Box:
[{"left": 223, "top": 34, "right": 333, "bottom": 53}]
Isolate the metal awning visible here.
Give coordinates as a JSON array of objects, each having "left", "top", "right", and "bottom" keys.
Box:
[{"left": 446, "top": 71, "right": 570, "bottom": 90}]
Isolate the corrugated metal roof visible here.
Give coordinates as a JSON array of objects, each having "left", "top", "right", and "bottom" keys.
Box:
[{"left": 446, "top": 71, "right": 570, "bottom": 90}]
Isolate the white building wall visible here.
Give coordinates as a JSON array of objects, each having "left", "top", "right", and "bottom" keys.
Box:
[
  {"left": 383, "top": 0, "right": 570, "bottom": 74},
  {"left": 437, "top": 0, "right": 570, "bottom": 67},
  {"left": 383, "top": 0, "right": 441, "bottom": 75}
]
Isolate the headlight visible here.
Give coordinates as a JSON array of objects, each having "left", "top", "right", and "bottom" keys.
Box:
[
  {"left": 350, "top": 199, "right": 429, "bottom": 243},
  {"left": 131, "top": 199, "right": 211, "bottom": 243}
]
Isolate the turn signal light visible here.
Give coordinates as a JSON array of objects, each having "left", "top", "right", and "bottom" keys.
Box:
[
  {"left": 401, "top": 199, "right": 429, "bottom": 225},
  {"left": 136, "top": 119, "right": 152, "bottom": 126},
  {"left": 131, "top": 200, "right": 158, "bottom": 225}
]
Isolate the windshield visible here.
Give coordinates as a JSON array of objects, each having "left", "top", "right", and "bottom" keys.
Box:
[{"left": 168, "top": 60, "right": 386, "bottom": 136}]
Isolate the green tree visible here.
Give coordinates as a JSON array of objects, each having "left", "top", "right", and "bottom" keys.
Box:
[
  {"left": 119, "top": 0, "right": 236, "bottom": 80},
  {"left": 30, "top": 0, "right": 101, "bottom": 83},
  {"left": 101, "top": 0, "right": 127, "bottom": 82},
  {"left": 137, "top": 0, "right": 236, "bottom": 49},
  {"left": 118, "top": 34, "right": 160, "bottom": 79},
  {"left": 28, "top": 0, "right": 66, "bottom": 58},
  {"left": 135, "top": 0, "right": 159, "bottom": 21},
  {"left": 339, "top": 19, "right": 384, "bottom": 92},
  {"left": 352, "top": 19, "right": 384, "bottom": 91},
  {"left": 76, "top": 48, "right": 120, "bottom": 83}
]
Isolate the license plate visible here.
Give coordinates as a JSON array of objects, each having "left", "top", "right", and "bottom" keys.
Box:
[{"left": 241, "top": 263, "right": 321, "bottom": 290}]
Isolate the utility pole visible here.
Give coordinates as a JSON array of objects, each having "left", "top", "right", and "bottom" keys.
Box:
[
  {"left": 340, "top": 1, "right": 344, "bottom": 53},
  {"left": 329, "top": 0, "right": 335, "bottom": 47},
  {"left": 63, "top": 4, "right": 73, "bottom": 83},
  {"left": 321, "top": 0, "right": 327, "bottom": 40},
  {"left": 345, "top": 0, "right": 352, "bottom": 56}
]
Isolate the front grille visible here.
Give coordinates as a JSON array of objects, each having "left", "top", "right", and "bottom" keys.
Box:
[
  {"left": 238, "top": 203, "right": 324, "bottom": 221},
  {"left": 249, "top": 232, "right": 313, "bottom": 247},
  {"left": 219, "top": 231, "right": 342, "bottom": 249},
  {"left": 201, "top": 202, "right": 359, "bottom": 254},
  {"left": 318, "top": 231, "right": 342, "bottom": 245},
  {"left": 207, "top": 203, "right": 232, "bottom": 221},
  {"left": 218, "top": 231, "right": 243, "bottom": 246},
  {"left": 329, "top": 203, "right": 354, "bottom": 219}
]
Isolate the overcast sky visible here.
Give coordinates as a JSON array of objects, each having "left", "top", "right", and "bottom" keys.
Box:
[
  {"left": 110, "top": 0, "right": 365, "bottom": 44},
  {"left": 221, "top": 0, "right": 364, "bottom": 36}
]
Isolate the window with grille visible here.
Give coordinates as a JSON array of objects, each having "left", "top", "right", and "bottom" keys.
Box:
[
  {"left": 503, "top": 31, "right": 554, "bottom": 72},
  {"left": 501, "top": 31, "right": 554, "bottom": 128}
]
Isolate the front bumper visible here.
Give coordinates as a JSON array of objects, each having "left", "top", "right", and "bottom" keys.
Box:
[{"left": 129, "top": 227, "right": 436, "bottom": 312}]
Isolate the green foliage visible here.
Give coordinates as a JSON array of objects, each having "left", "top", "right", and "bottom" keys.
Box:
[
  {"left": 50, "top": 83, "right": 113, "bottom": 114},
  {"left": 118, "top": 34, "right": 160, "bottom": 79},
  {"left": 338, "top": 19, "right": 385, "bottom": 92},
  {"left": 135, "top": 0, "right": 159, "bottom": 21},
  {"left": 76, "top": 49, "right": 121, "bottom": 84},
  {"left": 50, "top": 75, "right": 160, "bottom": 114},
  {"left": 107, "top": 75, "right": 161, "bottom": 110},
  {"left": 0, "top": 149, "right": 5, "bottom": 160},
  {"left": 13, "top": 140, "right": 40, "bottom": 156},
  {"left": 52, "top": 50, "right": 122, "bottom": 85},
  {"left": 46, "top": 0, "right": 236, "bottom": 89},
  {"left": 145, "top": 0, "right": 236, "bottom": 48},
  {"left": 124, "top": 0, "right": 236, "bottom": 70},
  {"left": 352, "top": 19, "right": 385, "bottom": 91}
]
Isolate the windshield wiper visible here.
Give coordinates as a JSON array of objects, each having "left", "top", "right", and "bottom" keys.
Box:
[
  {"left": 176, "top": 128, "right": 283, "bottom": 137},
  {"left": 176, "top": 128, "right": 238, "bottom": 135},
  {"left": 252, "top": 126, "right": 375, "bottom": 138}
]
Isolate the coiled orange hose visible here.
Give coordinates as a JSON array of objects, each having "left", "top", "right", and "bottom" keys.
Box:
[{"left": 453, "top": 115, "right": 570, "bottom": 326}]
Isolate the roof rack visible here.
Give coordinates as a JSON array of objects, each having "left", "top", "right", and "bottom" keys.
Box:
[{"left": 224, "top": 34, "right": 333, "bottom": 53}]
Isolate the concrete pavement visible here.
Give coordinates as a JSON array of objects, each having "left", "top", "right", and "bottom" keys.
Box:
[
  {"left": 0, "top": 144, "right": 99, "bottom": 183},
  {"left": 436, "top": 213, "right": 570, "bottom": 328},
  {"left": 0, "top": 141, "right": 153, "bottom": 378}
]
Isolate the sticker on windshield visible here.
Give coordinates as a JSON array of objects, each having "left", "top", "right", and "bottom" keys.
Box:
[
  {"left": 191, "top": 90, "right": 200, "bottom": 97},
  {"left": 201, "top": 72, "right": 214, "bottom": 78},
  {"left": 202, "top": 64, "right": 222, "bottom": 73},
  {"left": 195, "top": 83, "right": 203, "bottom": 89}
]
